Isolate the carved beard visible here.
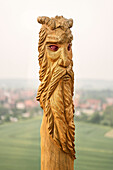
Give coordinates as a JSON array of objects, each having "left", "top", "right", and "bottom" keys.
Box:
[{"left": 44, "top": 63, "right": 75, "bottom": 160}]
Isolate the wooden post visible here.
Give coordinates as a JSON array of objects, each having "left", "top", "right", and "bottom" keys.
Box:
[{"left": 36, "top": 16, "right": 76, "bottom": 170}]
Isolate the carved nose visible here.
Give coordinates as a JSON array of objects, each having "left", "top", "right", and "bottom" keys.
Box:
[
  {"left": 58, "top": 48, "right": 70, "bottom": 67},
  {"left": 58, "top": 58, "right": 70, "bottom": 67}
]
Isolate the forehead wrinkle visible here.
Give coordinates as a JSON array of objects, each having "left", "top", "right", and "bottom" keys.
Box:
[
  {"left": 46, "top": 34, "right": 71, "bottom": 44},
  {"left": 46, "top": 36, "right": 60, "bottom": 44}
]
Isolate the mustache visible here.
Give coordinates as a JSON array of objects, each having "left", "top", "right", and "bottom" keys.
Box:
[{"left": 47, "top": 64, "right": 74, "bottom": 100}]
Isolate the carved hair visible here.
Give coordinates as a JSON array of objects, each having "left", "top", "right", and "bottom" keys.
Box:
[{"left": 37, "top": 15, "right": 73, "bottom": 30}]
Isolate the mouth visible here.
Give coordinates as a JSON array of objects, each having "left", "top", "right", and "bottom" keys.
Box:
[{"left": 62, "top": 71, "right": 71, "bottom": 81}]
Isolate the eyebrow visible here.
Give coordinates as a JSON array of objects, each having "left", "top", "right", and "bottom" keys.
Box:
[
  {"left": 45, "top": 37, "right": 62, "bottom": 44},
  {"left": 46, "top": 41, "right": 61, "bottom": 45},
  {"left": 45, "top": 35, "right": 72, "bottom": 45},
  {"left": 46, "top": 40, "right": 71, "bottom": 45}
]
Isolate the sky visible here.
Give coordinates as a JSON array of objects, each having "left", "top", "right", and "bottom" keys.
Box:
[{"left": 0, "top": 0, "right": 113, "bottom": 81}]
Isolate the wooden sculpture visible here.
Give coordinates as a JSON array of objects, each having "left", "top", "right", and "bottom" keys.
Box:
[{"left": 36, "top": 16, "right": 76, "bottom": 170}]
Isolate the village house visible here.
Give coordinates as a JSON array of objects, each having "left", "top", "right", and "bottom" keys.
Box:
[
  {"left": 86, "top": 99, "right": 101, "bottom": 111},
  {"left": 106, "top": 98, "right": 113, "bottom": 105},
  {"left": 16, "top": 102, "right": 25, "bottom": 109},
  {"left": 24, "top": 100, "right": 35, "bottom": 108},
  {"left": 22, "top": 112, "right": 30, "bottom": 118},
  {"left": 77, "top": 99, "right": 101, "bottom": 116},
  {"left": 10, "top": 117, "right": 18, "bottom": 122}
]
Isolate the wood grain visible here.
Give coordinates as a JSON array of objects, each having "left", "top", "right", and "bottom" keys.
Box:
[{"left": 36, "top": 16, "right": 76, "bottom": 170}]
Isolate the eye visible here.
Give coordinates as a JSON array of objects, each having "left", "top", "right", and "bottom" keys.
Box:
[
  {"left": 67, "top": 44, "right": 71, "bottom": 51},
  {"left": 49, "top": 45, "right": 59, "bottom": 51}
]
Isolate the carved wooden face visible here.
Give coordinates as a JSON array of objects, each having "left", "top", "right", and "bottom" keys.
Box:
[{"left": 45, "top": 28, "right": 73, "bottom": 72}]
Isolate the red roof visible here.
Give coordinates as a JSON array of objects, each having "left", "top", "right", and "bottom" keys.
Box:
[
  {"left": 24, "top": 100, "right": 35, "bottom": 107},
  {"left": 24, "top": 99, "right": 38, "bottom": 108},
  {"left": 87, "top": 99, "right": 101, "bottom": 104}
]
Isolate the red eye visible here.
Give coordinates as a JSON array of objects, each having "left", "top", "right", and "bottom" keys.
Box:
[
  {"left": 49, "top": 45, "right": 59, "bottom": 51},
  {"left": 67, "top": 44, "right": 71, "bottom": 51}
]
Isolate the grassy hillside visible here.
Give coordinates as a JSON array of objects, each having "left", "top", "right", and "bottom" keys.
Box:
[
  {"left": 0, "top": 117, "right": 113, "bottom": 170},
  {"left": 75, "top": 122, "right": 113, "bottom": 170}
]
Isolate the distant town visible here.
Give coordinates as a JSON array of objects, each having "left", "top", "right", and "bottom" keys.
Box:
[
  {"left": 74, "top": 90, "right": 113, "bottom": 115},
  {"left": 0, "top": 86, "right": 113, "bottom": 126},
  {"left": 0, "top": 88, "right": 41, "bottom": 124}
]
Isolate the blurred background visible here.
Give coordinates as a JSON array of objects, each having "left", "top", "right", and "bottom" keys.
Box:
[{"left": 0, "top": 0, "right": 113, "bottom": 170}]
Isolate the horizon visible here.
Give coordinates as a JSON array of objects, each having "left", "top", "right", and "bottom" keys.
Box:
[
  {"left": 0, "top": 78, "right": 113, "bottom": 82},
  {"left": 0, "top": 78, "right": 113, "bottom": 91}
]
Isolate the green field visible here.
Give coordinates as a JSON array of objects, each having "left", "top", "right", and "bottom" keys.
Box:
[{"left": 0, "top": 117, "right": 113, "bottom": 170}]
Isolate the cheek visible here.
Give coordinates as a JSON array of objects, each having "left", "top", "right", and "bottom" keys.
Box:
[{"left": 46, "top": 49, "right": 60, "bottom": 61}]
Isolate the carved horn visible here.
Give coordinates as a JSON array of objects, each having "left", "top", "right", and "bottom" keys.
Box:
[
  {"left": 68, "top": 18, "right": 73, "bottom": 28},
  {"left": 37, "top": 16, "right": 55, "bottom": 30},
  {"left": 37, "top": 16, "right": 50, "bottom": 25}
]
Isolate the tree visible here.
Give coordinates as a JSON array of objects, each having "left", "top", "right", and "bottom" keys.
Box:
[
  {"left": 0, "top": 106, "right": 9, "bottom": 115},
  {"left": 88, "top": 111, "right": 101, "bottom": 124},
  {"left": 5, "top": 115, "right": 10, "bottom": 122},
  {"left": 102, "top": 106, "right": 113, "bottom": 126}
]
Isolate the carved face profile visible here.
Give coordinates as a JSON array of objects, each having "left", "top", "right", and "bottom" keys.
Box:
[
  {"left": 36, "top": 16, "right": 74, "bottom": 104},
  {"left": 45, "top": 28, "right": 73, "bottom": 73},
  {"left": 36, "top": 16, "right": 75, "bottom": 159}
]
